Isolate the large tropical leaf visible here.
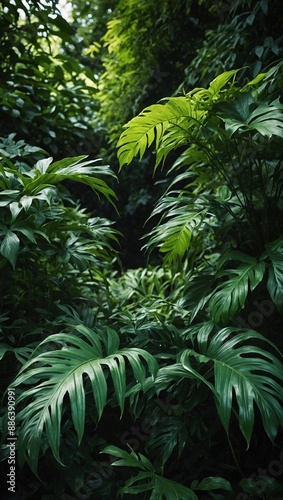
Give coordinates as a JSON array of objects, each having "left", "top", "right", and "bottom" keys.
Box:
[
  {"left": 180, "top": 328, "right": 283, "bottom": 446},
  {"left": 192, "top": 476, "right": 233, "bottom": 495},
  {"left": 18, "top": 155, "right": 118, "bottom": 207},
  {"left": 103, "top": 445, "right": 198, "bottom": 499},
  {"left": 145, "top": 416, "right": 188, "bottom": 467},
  {"left": 117, "top": 70, "right": 239, "bottom": 170},
  {"left": 215, "top": 93, "right": 283, "bottom": 138},
  {"left": 145, "top": 198, "right": 207, "bottom": 264},
  {"left": 263, "top": 238, "right": 283, "bottom": 312},
  {"left": 209, "top": 258, "right": 266, "bottom": 323},
  {"left": 267, "top": 253, "right": 283, "bottom": 312},
  {"left": 13, "top": 325, "right": 158, "bottom": 473},
  {"left": 183, "top": 274, "right": 215, "bottom": 322},
  {"left": 48, "top": 156, "right": 117, "bottom": 196},
  {"left": 117, "top": 97, "right": 206, "bottom": 169}
]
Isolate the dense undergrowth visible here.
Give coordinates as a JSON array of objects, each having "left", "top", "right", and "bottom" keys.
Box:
[{"left": 0, "top": 63, "right": 283, "bottom": 499}]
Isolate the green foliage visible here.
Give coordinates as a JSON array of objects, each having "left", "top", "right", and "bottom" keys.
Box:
[
  {"left": 117, "top": 64, "right": 283, "bottom": 263},
  {"left": 117, "top": 69, "right": 239, "bottom": 169},
  {"left": 180, "top": 328, "right": 283, "bottom": 445},
  {"left": 264, "top": 238, "right": 283, "bottom": 312},
  {"left": 102, "top": 445, "right": 199, "bottom": 499},
  {"left": 0, "top": 137, "right": 120, "bottom": 493},
  {"left": 0, "top": 145, "right": 117, "bottom": 272},
  {"left": 111, "top": 64, "right": 283, "bottom": 497},
  {"left": 13, "top": 324, "right": 158, "bottom": 473},
  {"left": 181, "top": 0, "right": 283, "bottom": 89},
  {"left": 215, "top": 94, "right": 283, "bottom": 138},
  {"left": 98, "top": 0, "right": 203, "bottom": 144},
  {"left": 209, "top": 255, "right": 266, "bottom": 323},
  {"left": 0, "top": 1, "right": 283, "bottom": 497},
  {"left": 103, "top": 445, "right": 235, "bottom": 498},
  {"left": 0, "top": 0, "right": 100, "bottom": 156},
  {"left": 0, "top": 135, "right": 119, "bottom": 351}
]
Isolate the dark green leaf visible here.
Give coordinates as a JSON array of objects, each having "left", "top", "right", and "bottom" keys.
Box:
[{"left": 0, "top": 231, "right": 20, "bottom": 268}]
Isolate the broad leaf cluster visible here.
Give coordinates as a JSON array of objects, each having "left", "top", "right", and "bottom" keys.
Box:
[{"left": 0, "top": 1, "right": 282, "bottom": 498}]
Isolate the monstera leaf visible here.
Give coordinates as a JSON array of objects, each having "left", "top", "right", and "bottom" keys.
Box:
[
  {"left": 180, "top": 328, "right": 283, "bottom": 446},
  {"left": 145, "top": 416, "right": 188, "bottom": 467},
  {"left": 102, "top": 445, "right": 198, "bottom": 499},
  {"left": 209, "top": 257, "right": 266, "bottom": 323},
  {"left": 13, "top": 325, "right": 158, "bottom": 473},
  {"left": 103, "top": 444, "right": 235, "bottom": 498},
  {"left": 215, "top": 93, "right": 283, "bottom": 138},
  {"left": 263, "top": 238, "right": 283, "bottom": 312}
]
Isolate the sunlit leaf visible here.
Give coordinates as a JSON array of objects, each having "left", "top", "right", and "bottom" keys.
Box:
[
  {"left": 117, "top": 97, "right": 206, "bottom": 169},
  {"left": 103, "top": 446, "right": 198, "bottom": 499}
]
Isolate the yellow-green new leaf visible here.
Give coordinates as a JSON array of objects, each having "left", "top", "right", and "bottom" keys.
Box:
[{"left": 117, "top": 97, "right": 206, "bottom": 169}]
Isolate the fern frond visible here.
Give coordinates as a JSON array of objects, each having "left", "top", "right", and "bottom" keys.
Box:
[
  {"left": 117, "top": 69, "right": 239, "bottom": 170},
  {"left": 117, "top": 97, "right": 206, "bottom": 169}
]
